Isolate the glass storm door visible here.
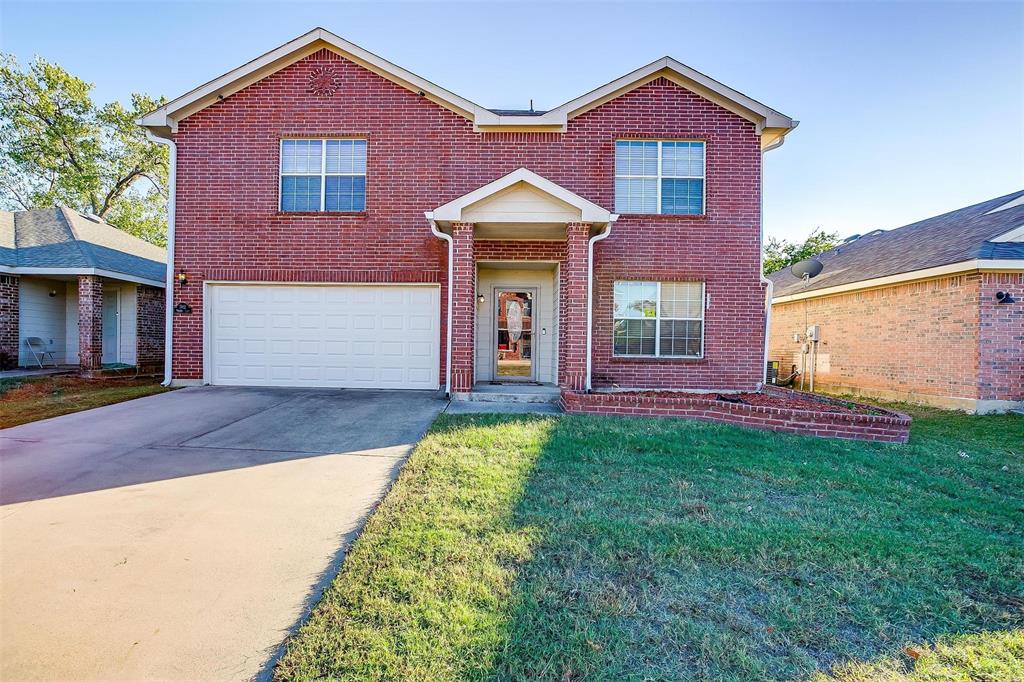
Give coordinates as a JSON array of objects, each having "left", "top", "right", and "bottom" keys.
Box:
[{"left": 495, "top": 289, "right": 535, "bottom": 381}]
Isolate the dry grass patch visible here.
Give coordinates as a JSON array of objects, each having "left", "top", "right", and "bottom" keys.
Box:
[{"left": 0, "top": 375, "right": 170, "bottom": 428}]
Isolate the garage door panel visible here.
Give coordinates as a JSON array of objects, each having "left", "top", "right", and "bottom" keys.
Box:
[{"left": 209, "top": 284, "right": 439, "bottom": 389}]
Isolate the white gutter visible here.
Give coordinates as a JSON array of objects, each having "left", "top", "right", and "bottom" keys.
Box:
[
  {"left": 145, "top": 130, "right": 177, "bottom": 386},
  {"left": 585, "top": 216, "right": 617, "bottom": 391},
  {"left": 426, "top": 213, "right": 453, "bottom": 396},
  {"left": 759, "top": 129, "right": 791, "bottom": 388}
]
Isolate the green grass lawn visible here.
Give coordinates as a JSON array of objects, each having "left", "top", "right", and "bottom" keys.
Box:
[
  {"left": 275, "top": 406, "right": 1023, "bottom": 681},
  {"left": 0, "top": 374, "right": 171, "bottom": 428}
]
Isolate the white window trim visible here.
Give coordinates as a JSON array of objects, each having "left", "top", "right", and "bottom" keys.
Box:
[
  {"left": 613, "top": 281, "right": 706, "bottom": 358},
  {"left": 279, "top": 138, "right": 367, "bottom": 212},
  {"left": 614, "top": 139, "right": 706, "bottom": 215}
]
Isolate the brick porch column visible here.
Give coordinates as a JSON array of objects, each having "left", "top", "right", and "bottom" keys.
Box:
[
  {"left": 558, "top": 222, "right": 590, "bottom": 390},
  {"left": 0, "top": 275, "right": 19, "bottom": 366},
  {"left": 449, "top": 221, "right": 475, "bottom": 393},
  {"left": 78, "top": 275, "right": 103, "bottom": 371}
]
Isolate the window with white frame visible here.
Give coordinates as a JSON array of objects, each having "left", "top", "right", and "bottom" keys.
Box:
[
  {"left": 614, "top": 140, "right": 705, "bottom": 215},
  {"left": 280, "top": 139, "right": 367, "bottom": 212},
  {"left": 613, "top": 281, "right": 704, "bottom": 357}
]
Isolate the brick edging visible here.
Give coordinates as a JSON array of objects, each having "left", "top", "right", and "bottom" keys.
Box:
[{"left": 559, "top": 389, "right": 911, "bottom": 443}]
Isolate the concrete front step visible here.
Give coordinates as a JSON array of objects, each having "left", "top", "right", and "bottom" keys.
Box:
[{"left": 452, "top": 383, "right": 561, "bottom": 404}]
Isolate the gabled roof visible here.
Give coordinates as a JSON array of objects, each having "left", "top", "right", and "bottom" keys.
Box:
[
  {"left": 428, "top": 168, "right": 615, "bottom": 225},
  {"left": 769, "top": 190, "right": 1024, "bottom": 300},
  {"left": 0, "top": 207, "right": 166, "bottom": 286},
  {"left": 140, "top": 27, "right": 796, "bottom": 149}
]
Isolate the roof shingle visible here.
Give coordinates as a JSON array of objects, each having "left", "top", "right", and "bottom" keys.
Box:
[
  {"left": 0, "top": 207, "right": 166, "bottom": 284},
  {"left": 769, "top": 190, "right": 1024, "bottom": 298}
]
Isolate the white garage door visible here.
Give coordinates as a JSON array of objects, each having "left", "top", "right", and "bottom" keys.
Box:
[{"left": 208, "top": 284, "right": 439, "bottom": 389}]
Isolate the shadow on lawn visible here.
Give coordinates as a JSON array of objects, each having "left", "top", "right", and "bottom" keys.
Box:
[{"left": 486, "top": 410, "right": 1023, "bottom": 680}]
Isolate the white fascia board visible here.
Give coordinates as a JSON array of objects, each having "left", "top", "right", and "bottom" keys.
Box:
[
  {"left": 430, "top": 168, "right": 612, "bottom": 223},
  {"left": 139, "top": 27, "right": 487, "bottom": 134},
  {"left": 535, "top": 57, "right": 795, "bottom": 137},
  {"left": 771, "top": 259, "right": 1024, "bottom": 303},
  {"left": 991, "top": 225, "right": 1024, "bottom": 242},
  {"left": 0, "top": 265, "right": 165, "bottom": 288},
  {"left": 139, "top": 28, "right": 796, "bottom": 144},
  {"left": 986, "top": 194, "right": 1024, "bottom": 214}
]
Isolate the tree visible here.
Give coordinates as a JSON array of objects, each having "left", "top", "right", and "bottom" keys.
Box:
[
  {"left": 763, "top": 227, "right": 840, "bottom": 275},
  {"left": 0, "top": 54, "right": 168, "bottom": 245}
]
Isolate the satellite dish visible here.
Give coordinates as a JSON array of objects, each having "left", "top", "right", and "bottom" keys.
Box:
[{"left": 791, "top": 258, "right": 824, "bottom": 280}]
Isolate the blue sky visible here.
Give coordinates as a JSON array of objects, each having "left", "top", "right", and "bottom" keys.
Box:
[{"left": 1, "top": 1, "right": 1022, "bottom": 241}]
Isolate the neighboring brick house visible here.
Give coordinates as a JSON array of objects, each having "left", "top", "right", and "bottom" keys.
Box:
[
  {"left": 0, "top": 208, "right": 166, "bottom": 374},
  {"left": 140, "top": 27, "right": 796, "bottom": 396},
  {"left": 768, "top": 191, "right": 1024, "bottom": 414}
]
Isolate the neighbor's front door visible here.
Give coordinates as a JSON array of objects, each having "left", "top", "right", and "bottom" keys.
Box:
[{"left": 494, "top": 289, "right": 535, "bottom": 381}]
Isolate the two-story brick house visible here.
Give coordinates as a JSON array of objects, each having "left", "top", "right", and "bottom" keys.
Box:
[{"left": 140, "top": 28, "right": 796, "bottom": 397}]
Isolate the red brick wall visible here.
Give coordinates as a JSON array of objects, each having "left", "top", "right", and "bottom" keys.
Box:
[
  {"left": 769, "top": 275, "right": 983, "bottom": 402},
  {"left": 0, "top": 275, "right": 18, "bottom": 365},
  {"left": 978, "top": 272, "right": 1024, "bottom": 401},
  {"left": 78, "top": 275, "right": 103, "bottom": 371},
  {"left": 449, "top": 222, "right": 475, "bottom": 392},
  {"left": 171, "top": 48, "right": 765, "bottom": 389},
  {"left": 136, "top": 285, "right": 166, "bottom": 374}
]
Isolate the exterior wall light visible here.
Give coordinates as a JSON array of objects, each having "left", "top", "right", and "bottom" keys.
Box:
[
  {"left": 177, "top": 268, "right": 188, "bottom": 287},
  {"left": 996, "top": 291, "right": 1016, "bottom": 304},
  {"left": 477, "top": 294, "right": 485, "bottom": 304}
]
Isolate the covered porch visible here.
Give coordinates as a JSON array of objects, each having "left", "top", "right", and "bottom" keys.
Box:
[
  {"left": 3, "top": 273, "right": 164, "bottom": 374},
  {"left": 426, "top": 168, "right": 617, "bottom": 398}
]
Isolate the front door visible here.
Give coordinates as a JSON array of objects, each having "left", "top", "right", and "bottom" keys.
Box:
[
  {"left": 101, "top": 289, "right": 119, "bottom": 364},
  {"left": 494, "top": 288, "right": 536, "bottom": 382}
]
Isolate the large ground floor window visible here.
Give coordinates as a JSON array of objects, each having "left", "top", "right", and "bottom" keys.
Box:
[{"left": 613, "top": 281, "right": 704, "bottom": 358}]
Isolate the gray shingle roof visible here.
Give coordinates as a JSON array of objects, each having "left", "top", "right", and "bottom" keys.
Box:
[
  {"left": 0, "top": 207, "right": 166, "bottom": 284},
  {"left": 769, "top": 190, "right": 1024, "bottom": 298}
]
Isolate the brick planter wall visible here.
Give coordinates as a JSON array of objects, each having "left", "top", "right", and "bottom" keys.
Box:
[
  {"left": 560, "top": 387, "right": 911, "bottom": 443},
  {"left": 0, "top": 275, "right": 18, "bottom": 367},
  {"left": 136, "top": 285, "right": 166, "bottom": 375}
]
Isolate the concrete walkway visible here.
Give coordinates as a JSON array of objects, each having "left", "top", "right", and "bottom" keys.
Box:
[{"left": 0, "top": 387, "right": 445, "bottom": 681}]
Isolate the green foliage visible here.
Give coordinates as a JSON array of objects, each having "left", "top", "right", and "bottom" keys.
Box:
[
  {"left": 0, "top": 54, "right": 168, "bottom": 245},
  {"left": 275, "top": 408, "right": 1023, "bottom": 681},
  {"left": 764, "top": 227, "right": 841, "bottom": 275}
]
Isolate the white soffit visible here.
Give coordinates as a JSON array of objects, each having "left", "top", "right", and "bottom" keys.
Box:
[
  {"left": 139, "top": 28, "right": 796, "bottom": 148},
  {"left": 429, "top": 168, "right": 614, "bottom": 224}
]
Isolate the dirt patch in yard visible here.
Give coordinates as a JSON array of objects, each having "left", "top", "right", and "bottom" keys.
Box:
[{"left": 0, "top": 375, "right": 171, "bottom": 428}]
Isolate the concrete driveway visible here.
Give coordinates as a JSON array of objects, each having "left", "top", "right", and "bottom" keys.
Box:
[{"left": 0, "top": 386, "right": 446, "bottom": 681}]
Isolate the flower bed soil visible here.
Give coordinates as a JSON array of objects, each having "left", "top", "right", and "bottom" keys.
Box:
[{"left": 628, "top": 390, "right": 884, "bottom": 415}]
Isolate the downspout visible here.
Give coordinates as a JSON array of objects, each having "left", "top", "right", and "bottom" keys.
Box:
[
  {"left": 145, "top": 130, "right": 176, "bottom": 387},
  {"left": 426, "top": 213, "right": 453, "bottom": 396},
  {"left": 585, "top": 215, "right": 617, "bottom": 391},
  {"left": 759, "top": 130, "right": 792, "bottom": 389}
]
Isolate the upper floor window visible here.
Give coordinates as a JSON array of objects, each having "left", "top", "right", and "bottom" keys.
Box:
[
  {"left": 613, "top": 281, "right": 704, "bottom": 358},
  {"left": 614, "top": 140, "right": 705, "bottom": 215},
  {"left": 280, "top": 139, "right": 367, "bottom": 212}
]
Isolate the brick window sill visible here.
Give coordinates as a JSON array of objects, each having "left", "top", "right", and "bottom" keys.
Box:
[
  {"left": 274, "top": 211, "right": 368, "bottom": 217},
  {"left": 616, "top": 213, "right": 707, "bottom": 220},
  {"left": 610, "top": 355, "right": 707, "bottom": 364}
]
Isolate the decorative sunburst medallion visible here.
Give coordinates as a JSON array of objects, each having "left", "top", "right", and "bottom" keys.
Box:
[{"left": 307, "top": 66, "right": 342, "bottom": 97}]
